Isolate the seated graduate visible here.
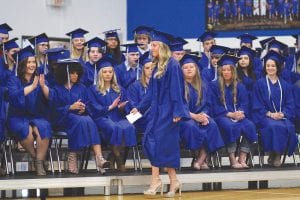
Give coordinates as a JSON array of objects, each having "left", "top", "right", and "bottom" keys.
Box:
[
  {"left": 81, "top": 37, "right": 106, "bottom": 87},
  {"left": 253, "top": 50, "right": 298, "bottom": 167},
  {"left": 115, "top": 43, "right": 141, "bottom": 89},
  {"left": 28, "top": 33, "right": 49, "bottom": 68},
  {"left": 103, "top": 29, "right": 125, "bottom": 65},
  {"left": 293, "top": 80, "right": 300, "bottom": 130},
  {"left": 43, "top": 47, "right": 70, "bottom": 88},
  {"left": 236, "top": 46, "right": 262, "bottom": 119},
  {"left": 179, "top": 54, "right": 224, "bottom": 170},
  {"left": 127, "top": 52, "right": 153, "bottom": 132},
  {"left": 87, "top": 56, "right": 137, "bottom": 172},
  {"left": 132, "top": 25, "right": 153, "bottom": 56},
  {"left": 169, "top": 37, "right": 188, "bottom": 62},
  {"left": 201, "top": 45, "right": 231, "bottom": 82},
  {"left": 7, "top": 46, "right": 51, "bottom": 175},
  {"left": 211, "top": 54, "right": 258, "bottom": 169},
  {"left": 49, "top": 59, "right": 109, "bottom": 174}
]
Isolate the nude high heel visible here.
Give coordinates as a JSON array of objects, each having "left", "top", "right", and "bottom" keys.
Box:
[
  {"left": 143, "top": 178, "right": 163, "bottom": 196},
  {"left": 165, "top": 179, "right": 182, "bottom": 198}
]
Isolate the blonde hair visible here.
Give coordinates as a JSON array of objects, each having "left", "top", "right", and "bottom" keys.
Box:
[
  {"left": 184, "top": 63, "right": 202, "bottom": 106},
  {"left": 71, "top": 45, "right": 87, "bottom": 61},
  {"left": 140, "top": 62, "right": 153, "bottom": 88},
  {"left": 97, "top": 67, "right": 120, "bottom": 95},
  {"left": 36, "top": 51, "right": 45, "bottom": 68},
  {"left": 218, "top": 65, "right": 238, "bottom": 105},
  {"left": 152, "top": 42, "right": 171, "bottom": 79}
]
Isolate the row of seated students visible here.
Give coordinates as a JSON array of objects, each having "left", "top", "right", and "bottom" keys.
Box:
[{"left": 0, "top": 24, "right": 299, "bottom": 176}]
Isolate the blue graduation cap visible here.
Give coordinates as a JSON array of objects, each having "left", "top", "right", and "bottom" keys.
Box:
[
  {"left": 237, "top": 33, "right": 257, "bottom": 45},
  {"left": 84, "top": 37, "right": 106, "bottom": 49},
  {"left": 120, "top": 43, "right": 140, "bottom": 53},
  {"left": 268, "top": 39, "right": 288, "bottom": 51},
  {"left": 66, "top": 28, "right": 89, "bottom": 39},
  {"left": 169, "top": 37, "right": 188, "bottom": 52},
  {"left": 237, "top": 46, "right": 256, "bottom": 59},
  {"left": 3, "top": 37, "right": 19, "bottom": 51},
  {"left": 262, "top": 50, "right": 285, "bottom": 65},
  {"left": 217, "top": 54, "right": 240, "bottom": 67},
  {"left": 139, "top": 52, "right": 152, "bottom": 66},
  {"left": 28, "top": 33, "right": 49, "bottom": 46},
  {"left": 132, "top": 25, "right": 154, "bottom": 35},
  {"left": 197, "top": 31, "right": 217, "bottom": 42},
  {"left": 180, "top": 54, "right": 200, "bottom": 66},
  {"left": 46, "top": 47, "right": 70, "bottom": 62},
  {"left": 97, "top": 56, "right": 115, "bottom": 69},
  {"left": 210, "top": 45, "right": 230, "bottom": 55},
  {"left": 150, "top": 30, "right": 173, "bottom": 46},
  {"left": 259, "top": 37, "right": 275, "bottom": 49},
  {"left": 0, "top": 23, "right": 12, "bottom": 34},
  {"left": 103, "top": 29, "right": 120, "bottom": 39},
  {"left": 13, "top": 46, "right": 35, "bottom": 76},
  {"left": 2, "top": 38, "right": 19, "bottom": 64}
]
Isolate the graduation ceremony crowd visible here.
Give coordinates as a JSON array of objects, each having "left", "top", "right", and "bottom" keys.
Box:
[{"left": 0, "top": 22, "right": 300, "bottom": 197}]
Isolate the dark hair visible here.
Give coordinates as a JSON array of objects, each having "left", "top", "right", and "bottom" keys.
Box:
[
  {"left": 55, "top": 62, "right": 83, "bottom": 85},
  {"left": 17, "top": 57, "right": 37, "bottom": 83},
  {"left": 237, "top": 56, "right": 256, "bottom": 81},
  {"left": 263, "top": 58, "right": 282, "bottom": 76},
  {"left": 88, "top": 46, "right": 104, "bottom": 55},
  {"left": 106, "top": 37, "right": 122, "bottom": 65}
]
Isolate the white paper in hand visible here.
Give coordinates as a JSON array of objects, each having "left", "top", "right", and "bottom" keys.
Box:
[{"left": 126, "top": 112, "right": 142, "bottom": 124}]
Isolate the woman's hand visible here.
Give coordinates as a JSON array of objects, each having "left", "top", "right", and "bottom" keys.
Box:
[
  {"left": 39, "top": 74, "right": 46, "bottom": 88},
  {"left": 108, "top": 95, "right": 121, "bottom": 111},
  {"left": 235, "top": 111, "right": 245, "bottom": 121},
  {"left": 70, "top": 99, "right": 85, "bottom": 111},
  {"left": 31, "top": 75, "right": 39, "bottom": 90},
  {"left": 173, "top": 117, "right": 181, "bottom": 123},
  {"left": 130, "top": 108, "right": 139, "bottom": 114},
  {"left": 118, "top": 101, "right": 128, "bottom": 109}
]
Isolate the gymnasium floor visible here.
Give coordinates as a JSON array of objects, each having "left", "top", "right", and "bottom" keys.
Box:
[{"left": 17, "top": 187, "right": 299, "bottom": 200}]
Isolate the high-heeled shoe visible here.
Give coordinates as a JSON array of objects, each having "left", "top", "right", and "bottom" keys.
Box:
[
  {"left": 143, "top": 178, "right": 163, "bottom": 196},
  {"left": 95, "top": 155, "right": 110, "bottom": 174},
  {"left": 165, "top": 179, "right": 182, "bottom": 198},
  {"left": 67, "top": 152, "right": 79, "bottom": 174}
]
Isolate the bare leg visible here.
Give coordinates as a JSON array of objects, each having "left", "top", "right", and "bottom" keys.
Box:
[
  {"left": 19, "top": 126, "right": 36, "bottom": 159},
  {"left": 144, "top": 166, "right": 162, "bottom": 195},
  {"left": 166, "top": 168, "right": 181, "bottom": 197},
  {"left": 92, "top": 144, "right": 109, "bottom": 170},
  {"left": 33, "top": 126, "right": 49, "bottom": 161}
]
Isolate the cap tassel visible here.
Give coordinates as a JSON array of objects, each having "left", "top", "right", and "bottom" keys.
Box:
[
  {"left": 208, "top": 51, "right": 211, "bottom": 69},
  {"left": 3, "top": 45, "right": 7, "bottom": 65},
  {"left": 15, "top": 54, "right": 19, "bottom": 76},
  {"left": 67, "top": 64, "right": 71, "bottom": 91},
  {"left": 69, "top": 34, "right": 72, "bottom": 57},
  {"left": 93, "top": 64, "right": 97, "bottom": 85}
]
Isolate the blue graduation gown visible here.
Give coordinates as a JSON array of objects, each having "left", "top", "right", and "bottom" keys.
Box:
[
  {"left": 115, "top": 62, "right": 141, "bottom": 89},
  {"left": 81, "top": 61, "right": 101, "bottom": 87},
  {"left": 293, "top": 81, "right": 300, "bottom": 129},
  {"left": 127, "top": 80, "right": 150, "bottom": 132},
  {"left": 211, "top": 81, "right": 257, "bottom": 146},
  {"left": 179, "top": 82, "right": 224, "bottom": 152},
  {"left": 198, "top": 52, "right": 209, "bottom": 71},
  {"left": 7, "top": 76, "right": 51, "bottom": 141},
  {"left": 201, "top": 67, "right": 217, "bottom": 82},
  {"left": 0, "top": 57, "right": 14, "bottom": 142},
  {"left": 137, "top": 58, "right": 190, "bottom": 168},
  {"left": 87, "top": 86, "right": 136, "bottom": 147},
  {"left": 252, "top": 77, "right": 298, "bottom": 155},
  {"left": 49, "top": 83, "right": 100, "bottom": 151}
]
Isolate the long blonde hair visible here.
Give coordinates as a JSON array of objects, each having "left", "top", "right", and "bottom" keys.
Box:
[
  {"left": 218, "top": 65, "right": 238, "bottom": 105},
  {"left": 97, "top": 67, "right": 120, "bottom": 95},
  {"left": 152, "top": 42, "right": 171, "bottom": 79},
  {"left": 184, "top": 63, "right": 202, "bottom": 106},
  {"left": 71, "top": 45, "right": 87, "bottom": 61}
]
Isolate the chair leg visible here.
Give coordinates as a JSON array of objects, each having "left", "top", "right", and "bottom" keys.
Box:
[
  {"left": 54, "top": 138, "right": 62, "bottom": 173},
  {"left": 136, "top": 146, "right": 142, "bottom": 171},
  {"left": 84, "top": 147, "right": 91, "bottom": 170},
  {"left": 292, "top": 153, "right": 297, "bottom": 166},
  {"left": 215, "top": 151, "right": 221, "bottom": 168},
  {"left": 8, "top": 139, "right": 14, "bottom": 175},
  {"left": 48, "top": 145, "right": 54, "bottom": 173},
  {"left": 132, "top": 146, "right": 137, "bottom": 171},
  {"left": 1, "top": 142, "right": 9, "bottom": 175}
]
